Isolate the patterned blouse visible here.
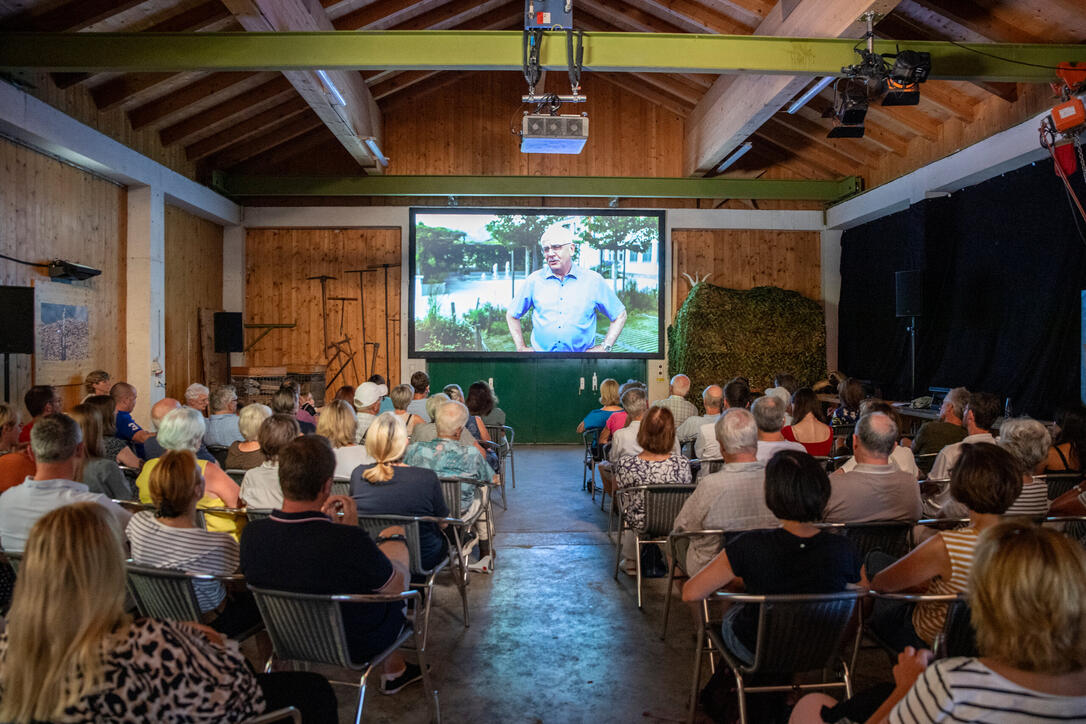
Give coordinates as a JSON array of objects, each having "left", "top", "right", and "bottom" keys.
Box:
[{"left": 613, "top": 453, "right": 692, "bottom": 530}]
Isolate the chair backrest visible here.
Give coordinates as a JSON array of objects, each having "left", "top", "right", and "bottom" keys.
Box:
[
  {"left": 331, "top": 477, "right": 351, "bottom": 497},
  {"left": 642, "top": 485, "right": 697, "bottom": 537},
  {"left": 819, "top": 521, "right": 913, "bottom": 561},
  {"left": 248, "top": 586, "right": 354, "bottom": 669},
  {"left": 125, "top": 563, "right": 204, "bottom": 622},
  {"left": 1041, "top": 472, "right": 1082, "bottom": 500},
  {"left": 746, "top": 591, "right": 863, "bottom": 674},
  {"left": 356, "top": 515, "right": 429, "bottom": 575},
  {"left": 246, "top": 508, "right": 273, "bottom": 522},
  {"left": 583, "top": 428, "right": 603, "bottom": 462},
  {"left": 439, "top": 478, "right": 466, "bottom": 519},
  {"left": 241, "top": 706, "right": 301, "bottom": 724},
  {"left": 226, "top": 468, "right": 247, "bottom": 485},
  {"left": 485, "top": 425, "right": 512, "bottom": 450},
  {"left": 3, "top": 550, "right": 21, "bottom": 574},
  {"left": 936, "top": 597, "right": 979, "bottom": 659},
  {"left": 699, "top": 459, "right": 725, "bottom": 475},
  {"left": 914, "top": 452, "right": 939, "bottom": 475},
  {"left": 206, "top": 445, "right": 230, "bottom": 467}
]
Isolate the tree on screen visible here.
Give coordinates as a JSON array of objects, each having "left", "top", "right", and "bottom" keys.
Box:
[
  {"left": 581, "top": 216, "right": 656, "bottom": 290},
  {"left": 485, "top": 215, "right": 553, "bottom": 273},
  {"left": 416, "top": 224, "right": 467, "bottom": 283}
]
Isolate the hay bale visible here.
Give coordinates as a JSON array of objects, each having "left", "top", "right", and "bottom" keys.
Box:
[{"left": 668, "top": 283, "right": 826, "bottom": 411}]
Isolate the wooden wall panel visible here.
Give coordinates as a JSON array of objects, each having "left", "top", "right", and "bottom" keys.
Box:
[
  {"left": 671, "top": 229, "right": 822, "bottom": 313},
  {"left": 245, "top": 228, "right": 402, "bottom": 400},
  {"left": 163, "top": 204, "right": 223, "bottom": 400},
  {"left": 0, "top": 137, "right": 127, "bottom": 413}
]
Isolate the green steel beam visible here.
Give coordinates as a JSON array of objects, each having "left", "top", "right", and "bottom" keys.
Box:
[
  {"left": 0, "top": 31, "right": 1081, "bottom": 82},
  {"left": 213, "top": 173, "right": 862, "bottom": 201}
]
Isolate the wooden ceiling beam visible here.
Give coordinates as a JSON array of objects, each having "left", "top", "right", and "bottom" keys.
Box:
[
  {"left": 619, "top": 0, "right": 755, "bottom": 34},
  {"left": 575, "top": 0, "right": 689, "bottom": 33},
  {"left": 232, "top": 127, "right": 337, "bottom": 173},
  {"left": 631, "top": 72, "right": 703, "bottom": 107},
  {"left": 750, "top": 132, "right": 840, "bottom": 179},
  {"left": 220, "top": 0, "right": 382, "bottom": 171},
  {"left": 128, "top": 72, "right": 258, "bottom": 130},
  {"left": 160, "top": 76, "right": 294, "bottom": 146},
  {"left": 914, "top": 81, "right": 975, "bottom": 123},
  {"left": 1, "top": 0, "right": 146, "bottom": 32},
  {"left": 334, "top": 0, "right": 452, "bottom": 30},
  {"left": 866, "top": 103, "right": 941, "bottom": 141},
  {"left": 206, "top": 112, "right": 327, "bottom": 168},
  {"left": 803, "top": 95, "right": 910, "bottom": 156},
  {"left": 684, "top": 0, "right": 904, "bottom": 176},
  {"left": 904, "top": 0, "right": 1044, "bottom": 44},
  {"left": 755, "top": 119, "right": 861, "bottom": 177},
  {"left": 91, "top": 72, "right": 178, "bottom": 111},
  {"left": 764, "top": 114, "right": 879, "bottom": 167},
  {"left": 370, "top": 70, "right": 442, "bottom": 100},
  {"left": 185, "top": 97, "right": 311, "bottom": 160},
  {"left": 596, "top": 73, "right": 692, "bottom": 117},
  {"left": 381, "top": 71, "right": 467, "bottom": 112},
  {"left": 389, "top": 0, "right": 511, "bottom": 31}
]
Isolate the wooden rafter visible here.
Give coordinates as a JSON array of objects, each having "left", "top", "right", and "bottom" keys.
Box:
[
  {"left": 205, "top": 112, "right": 326, "bottom": 169},
  {"left": 160, "top": 76, "right": 294, "bottom": 146},
  {"left": 186, "top": 97, "right": 311, "bottom": 160},
  {"left": 914, "top": 81, "right": 976, "bottom": 123},
  {"left": 621, "top": 0, "right": 756, "bottom": 34},
  {"left": 764, "top": 115, "right": 881, "bottom": 168},
  {"left": 905, "top": 0, "right": 1044, "bottom": 44},
  {"left": 91, "top": 72, "right": 182, "bottom": 111},
  {"left": 755, "top": 119, "right": 862, "bottom": 177},
  {"left": 866, "top": 103, "right": 942, "bottom": 142},
  {"left": 129, "top": 72, "right": 258, "bottom": 130},
  {"left": 334, "top": 0, "right": 453, "bottom": 30},
  {"left": 576, "top": 0, "right": 689, "bottom": 34},
  {"left": 1, "top": 0, "right": 146, "bottom": 32},
  {"left": 803, "top": 95, "right": 911, "bottom": 156},
  {"left": 596, "top": 73, "right": 692, "bottom": 117},
  {"left": 750, "top": 133, "right": 842, "bottom": 179},
  {"left": 232, "top": 127, "right": 337, "bottom": 172},
  {"left": 387, "top": 0, "right": 511, "bottom": 31}
]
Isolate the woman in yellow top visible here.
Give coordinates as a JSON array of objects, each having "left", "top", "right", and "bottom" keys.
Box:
[{"left": 135, "top": 407, "right": 242, "bottom": 538}]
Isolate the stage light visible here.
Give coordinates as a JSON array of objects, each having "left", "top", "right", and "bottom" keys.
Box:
[{"left": 826, "top": 79, "right": 868, "bottom": 138}]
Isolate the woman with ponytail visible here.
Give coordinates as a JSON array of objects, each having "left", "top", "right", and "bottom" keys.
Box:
[{"left": 349, "top": 412, "right": 449, "bottom": 571}]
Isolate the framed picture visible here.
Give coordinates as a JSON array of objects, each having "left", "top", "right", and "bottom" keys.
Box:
[{"left": 34, "top": 280, "right": 93, "bottom": 387}]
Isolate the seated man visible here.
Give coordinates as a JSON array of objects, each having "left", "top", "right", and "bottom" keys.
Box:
[
  {"left": 676, "top": 385, "right": 722, "bottom": 451},
  {"left": 0, "top": 413, "right": 131, "bottom": 551},
  {"left": 673, "top": 408, "right": 777, "bottom": 575},
  {"left": 694, "top": 378, "right": 751, "bottom": 460},
  {"left": 406, "top": 371, "right": 431, "bottom": 422},
  {"left": 651, "top": 374, "right": 697, "bottom": 429},
  {"left": 929, "top": 391, "right": 999, "bottom": 481},
  {"left": 111, "top": 381, "right": 152, "bottom": 459},
  {"left": 824, "top": 412, "right": 923, "bottom": 523},
  {"left": 272, "top": 385, "right": 315, "bottom": 435},
  {"left": 353, "top": 381, "right": 387, "bottom": 443},
  {"left": 143, "top": 397, "right": 217, "bottom": 464},
  {"left": 204, "top": 385, "right": 244, "bottom": 447},
  {"left": 751, "top": 395, "right": 805, "bottom": 462},
  {"left": 240, "top": 435, "right": 423, "bottom": 694},
  {"left": 404, "top": 401, "right": 495, "bottom": 573},
  {"left": 184, "top": 382, "right": 210, "bottom": 416},
  {"left": 909, "top": 386, "right": 969, "bottom": 457},
  {"left": 17, "top": 385, "right": 63, "bottom": 446}
]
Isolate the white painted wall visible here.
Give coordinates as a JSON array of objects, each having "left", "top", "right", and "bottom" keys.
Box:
[{"left": 125, "top": 185, "right": 166, "bottom": 426}]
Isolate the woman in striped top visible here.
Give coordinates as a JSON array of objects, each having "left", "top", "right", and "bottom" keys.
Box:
[{"left": 864, "top": 443, "right": 1021, "bottom": 652}]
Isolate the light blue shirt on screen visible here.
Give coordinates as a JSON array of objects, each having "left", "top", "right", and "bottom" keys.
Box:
[{"left": 509, "top": 265, "right": 625, "bottom": 352}]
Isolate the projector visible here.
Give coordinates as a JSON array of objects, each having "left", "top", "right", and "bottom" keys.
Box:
[
  {"left": 521, "top": 114, "right": 589, "bottom": 154},
  {"left": 48, "top": 259, "right": 101, "bottom": 281}
]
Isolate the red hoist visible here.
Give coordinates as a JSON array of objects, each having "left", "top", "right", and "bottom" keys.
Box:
[{"left": 1041, "top": 62, "right": 1086, "bottom": 223}]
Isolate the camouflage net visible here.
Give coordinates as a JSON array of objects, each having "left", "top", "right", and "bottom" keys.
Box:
[{"left": 668, "top": 283, "right": 827, "bottom": 412}]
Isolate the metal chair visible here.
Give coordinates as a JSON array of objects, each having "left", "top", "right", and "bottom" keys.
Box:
[
  {"left": 1043, "top": 514, "right": 1086, "bottom": 547},
  {"left": 245, "top": 508, "right": 274, "bottom": 522},
  {"left": 332, "top": 476, "right": 351, "bottom": 497},
  {"left": 226, "top": 468, "right": 247, "bottom": 486},
  {"left": 206, "top": 444, "right": 230, "bottom": 468},
  {"left": 242, "top": 707, "right": 301, "bottom": 724},
  {"left": 613, "top": 484, "right": 697, "bottom": 610},
  {"left": 439, "top": 476, "right": 494, "bottom": 587},
  {"left": 1040, "top": 472, "right": 1083, "bottom": 500},
  {"left": 2, "top": 549, "right": 21, "bottom": 574},
  {"left": 817, "top": 520, "right": 914, "bottom": 561},
  {"left": 486, "top": 424, "right": 516, "bottom": 502},
  {"left": 477, "top": 439, "right": 508, "bottom": 511},
  {"left": 195, "top": 505, "right": 248, "bottom": 531},
  {"left": 582, "top": 427, "right": 604, "bottom": 492},
  {"left": 865, "top": 591, "right": 976, "bottom": 660},
  {"left": 249, "top": 586, "right": 440, "bottom": 724},
  {"left": 914, "top": 452, "right": 939, "bottom": 476},
  {"left": 125, "top": 561, "right": 264, "bottom": 641},
  {"left": 661, "top": 529, "right": 729, "bottom": 640},
  {"left": 688, "top": 590, "right": 865, "bottom": 724},
  {"left": 693, "top": 458, "right": 725, "bottom": 476}
]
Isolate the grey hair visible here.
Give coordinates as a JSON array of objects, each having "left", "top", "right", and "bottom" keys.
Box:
[
  {"left": 238, "top": 403, "right": 272, "bottom": 441},
  {"left": 751, "top": 395, "right": 786, "bottom": 433},
  {"left": 436, "top": 400, "right": 470, "bottom": 437},
  {"left": 856, "top": 412, "right": 898, "bottom": 457},
  {"left": 702, "top": 385, "right": 723, "bottom": 411},
  {"left": 157, "top": 406, "right": 207, "bottom": 452},
  {"left": 425, "top": 393, "right": 450, "bottom": 421},
  {"left": 999, "top": 417, "right": 1052, "bottom": 472},
  {"left": 944, "top": 387, "right": 970, "bottom": 419},
  {"left": 209, "top": 385, "right": 236, "bottom": 412},
  {"left": 621, "top": 387, "right": 648, "bottom": 417},
  {"left": 29, "top": 413, "right": 82, "bottom": 463},
  {"left": 184, "top": 383, "right": 210, "bottom": 401},
  {"left": 714, "top": 408, "right": 757, "bottom": 456}
]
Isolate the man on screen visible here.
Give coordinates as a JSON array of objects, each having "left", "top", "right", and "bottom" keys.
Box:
[{"left": 505, "top": 224, "right": 627, "bottom": 353}]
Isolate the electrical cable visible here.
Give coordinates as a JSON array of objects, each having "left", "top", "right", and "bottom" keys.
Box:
[
  {"left": 566, "top": 29, "right": 584, "bottom": 94},
  {"left": 943, "top": 39, "right": 1069, "bottom": 71},
  {"left": 0, "top": 252, "right": 48, "bottom": 268}
]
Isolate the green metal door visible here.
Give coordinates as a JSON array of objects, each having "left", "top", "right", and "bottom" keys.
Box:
[{"left": 427, "top": 359, "right": 646, "bottom": 443}]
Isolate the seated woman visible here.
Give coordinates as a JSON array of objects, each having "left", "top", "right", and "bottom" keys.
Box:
[
  {"left": 683, "top": 449, "right": 860, "bottom": 664},
  {"left": 69, "top": 403, "right": 133, "bottom": 500},
  {"left": 239, "top": 413, "right": 300, "bottom": 510},
  {"left": 135, "top": 407, "right": 242, "bottom": 537},
  {"left": 576, "top": 378, "right": 623, "bottom": 434},
  {"left": 614, "top": 406, "right": 691, "bottom": 576},
  {"left": 997, "top": 416, "right": 1052, "bottom": 517},
  {"left": 82, "top": 369, "right": 111, "bottom": 402},
  {"left": 350, "top": 413, "right": 449, "bottom": 572},
  {"left": 830, "top": 377, "right": 864, "bottom": 426},
  {"left": 443, "top": 383, "right": 465, "bottom": 403},
  {"left": 389, "top": 384, "right": 425, "bottom": 436},
  {"left": 782, "top": 387, "right": 834, "bottom": 457},
  {"left": 469, "top": 381, "right": 506, "bottom": 428},
  {"left": 0, "top": 502, "right": 337, "bottom": 723},
  {"left": 0, "top": 403, "right": 32, "bottom": 492},
  {"left": 1046, "top": 403, "right": 1085, "bottom": 474},
  {"left": 864, "top": 442, "right": 1021, "bottom": 652},
  {"left": 128, "top": 450, "right": 259, "bottom": 638},
  {"left": 83, "top": 394, "right": 141, "bottom": 468},
  {"left": 599, "top": 381, "right": 645, "bottom": 445},
  {"left": 411, "top": 393, "right": 480, "bottom": 450},
  {"left": 224, "top": 403, "right": 271, "bottom": 471},
  {"left": 316, "top": 399, "right": 374, "bottom": 479},
  {"left": 791, "top": 521, "right": 1086, "bottom": 723}
]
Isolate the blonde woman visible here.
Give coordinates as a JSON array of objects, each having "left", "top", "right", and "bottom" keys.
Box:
[
  {"left": 69, "top": 403, "right": 132, "bottom": 500},
  {"left": 224, "top": 403, "right": 271, "bottom": 471},
  {"left": 0, "top": 403, "right": 21, "bottom": 455},
  {"left": 349, "top": 412, "right": 449, "bottom": 570},
  {"left": 576, "top": 377, "right": 622, "bottom": 434},
  {"left": 0, "top": 403, "right": 32, "bottom": 493},
  {"left": 81, "top": 369, "right": 111, "bottom": 401},
  {"left": 389, "top": 384, "right": 425, "bottom": 435},
  {"left": 316, "top": 399, "right": 374, "bottom": 479}
]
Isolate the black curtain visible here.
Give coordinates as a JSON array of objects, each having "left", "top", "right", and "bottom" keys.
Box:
[{"left": 838, "top": 160, "right": 1086, "bottom": 418}]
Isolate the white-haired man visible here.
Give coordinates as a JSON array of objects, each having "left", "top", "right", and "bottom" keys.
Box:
[
  {"left": 751, "top": 395, "right": 805, "bottom": 462},
  {"left": 185, "top": 382, "right": 210, "bottom": 415},
  {"left": 652, "top": 374, "right": 697, "bottom": 428},
  {"left": 909, "top": 386, "right": 969, "bottom": 458},
  {"left": 673, "top": 408, "right": 777, "bottom": 575},
  {"left": 404, "top": 401, "right": 495, "bottom": 572},
  {"left": 676, "top": 385, "right": 723, "bottom": 451},
  {"left": 505, "top": 223, "right": 627, "bottom": 353},
  {"left": 142, "top": 397, "right": 217, "bottom": 463},
  {"left": 204, "top": 385, "right": 244, "bottom": 447}
]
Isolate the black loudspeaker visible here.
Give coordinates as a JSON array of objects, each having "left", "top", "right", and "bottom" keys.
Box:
[
  {"left": 895, "top": 270, "right": 923, "bottom": 318},
  {"left": 214, "top": 312, "right": 244, "bottom": 353},
  {"left": 0, "top": 286, "right": 34, "bottom": 354}
]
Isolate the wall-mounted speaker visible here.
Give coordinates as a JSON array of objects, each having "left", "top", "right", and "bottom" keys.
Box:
[
  {"left": 0, "top": 286, "right": 34, "bottom": 354},
  {"left": 895, "top": 270, "right": 923, "bottom": 318},
  {"left": 214, "top": 312, "right": 244, "bottom": 353}
]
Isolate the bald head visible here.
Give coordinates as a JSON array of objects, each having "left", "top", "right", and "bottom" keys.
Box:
[
  {"left": 854, "top": 412, "right": 898, "bottom": 463},
  {"left": 670, "top": 374, "right": 691, "bottom": 397},
  {"left": 702, "top": 385, "right": 723, "bottom": 414},
  {"left": 150, "top": 397, "right": 182, "bottom": 431}
]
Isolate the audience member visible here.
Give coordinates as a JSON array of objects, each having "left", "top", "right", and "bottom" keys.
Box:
[
  {"left": 0, "top": 503, "right": 337, "bottom": 723},
  {"left": 773, "top": 372, "right": 798, "bottom": 395},
  {"left": 763, "top": 385, "right": 793, "bottom": 426},
  {"left": 81, "top": 369, "right": 111, "bottom": 401},
  {"left": 576, "top": 378, "right": 623, "bottom": 434},
  {"left": 837, "top": 400, "right": 918, "bottom": 477},
  {"left": 110, "top": 382, "right": 152, "bottom": 458},
  {"left": 404, "top": 402, "right": 493, "bottom": 571},
  {"left": 1046, "top": 403, "right": 1086, "bottom": 474},
  {"left": 0, "top": 414, "right": 130, "bottom": 551},
  {"left": 83, "top": 394, "right": 143, "bottom": 467},
  {"left": 782, "top": 387, "right": 833, "bottom": 456},
  {"left": 410, "top": 394, "right": 478, "bottom": 448},
  {"left": 600, "top": 380, "right": 647, "bottom": 444},
  {"left": 676, "top": 384, "right": 722, "bottom": 448},
  {"left": 239, "top": 414, "right": 300, "bottom": 510},
  {"left": 652, "top": 374, "right": 697, "bottom": 428},
  {"left": 225, "top": 402, "right": 272, "bottom": 470},
  {"left": 184, "top": 382, "right": 210, "bottom": 415},
  {"left": 443, "top": 383, "right": 464, "bottom": 403},
  {"left": 335, "top": 384, "right": 356, "bottom": 404},
  {"left": 17, "top": 385, "right": 62, "bottom": 445},
  {"left": 614, "top": 407, "right": 691, "bottom": 575},
  {"left": 353, "top": 381, "right": 387, "bottom": 442},
  {"left": 407, "top": 371, "right": 432, "bottom": 421},
  {"left": 316, "top": 399, "right": 374, "bottom": 479},
  {"left": 141, "top": 396, "right": 217, "bottom": 464},
  {"left": 272, "top": 384, "right": 315, "bottom": 434},
  {"left": 368, "top": 374, "right": 395, "bottom": 414},
  {"left": 831, "top": 377, "right": 865, "bottom": 425},
  {"left": 241, "top": 435, "right": 422, "bottom": 695},
  {"left": 204, "top": 385, "right": 244, "bottom": 446},
  {"left": 694, "top": 378, "right": 750, "bottom": 460},
  {"left": 683, "top": 450, "right": 859, "bottom": 666},
  {"left": 909, "top": 386, "right": 969, "bottom": 457},
  {"left": 298, "top": 383, "right": 318, "bottom": 421},
  {"left": 390, "top": 384, "right": 425, "bottom": 435},
  {"left": 0, "top": 403, "right": 20, "bottom": 454},
  {"left": 610, "top": 386, "right": 673, "bottom": 462},
  {"left": 673, "top": 408, "right": 777, "bottom": 575},
  {"left": 992, "top": 416, "right": 1051, "bottom": 517},
  {"left": 824, "top": 412, "right": 922, "bottom": 523},
  {"left": 129, "top": 450, "right": 259, "bottom": 637},
  {"left": 0, "top": 403, "right": 32, "bottom": 492},
  {"left": 928, "top": 391, "right": 1000, "bottom": 481},
  {"left": 351, "top": 413, "right": 450, "bottom": 572},
  {"left": 461, "top": 397, "right": 496, "bottom": 470},
  {"left": 68, "top": 403, "right": 132, "bottom": 500},
  {"left": 751, "top": 395, "right": 805, "bottom": 462},
  {"left": 864, "top": 442, "right": 1021, "bottom": 652},
  {"left": 468, "top": 381, "right": 505, "bottom": 428}
]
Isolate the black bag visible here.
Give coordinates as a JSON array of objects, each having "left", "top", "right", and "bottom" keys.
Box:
[{"left": 639, "top": 543, "right": 668, "bottom": 578}]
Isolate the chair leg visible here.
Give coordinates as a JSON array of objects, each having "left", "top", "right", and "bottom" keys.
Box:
[
  {"left": 607, "top": 494, "right": 617, "bottom": 541},
  {"left": 446, "top": 535, "right": 469, "bottom": 628},
  {"left": 613, "top": 519, "right": 625, "bottom": 580},
  {"left": 688, "top": 624, "right": 705, "bottom": 724},
  {"left": 734, "top": 671, "right": 747, "bottom": 724},
  {"left": 355, "top": 668, "right": 371, "bottom": 724},
  {"left": 414, "top": 627, "right": 441, "bottom": 724},
  {"left": 635, "top": 537, "right": 644, "bottom": 610},
  {"left": 499, "top": 463, "right": 508, "bottom": 510},
  {"left": 661, "top": 563, "right": 676, "bottom": 640},
  {"left": 509, "top": 448, "right": 515, "bottom": 488}
]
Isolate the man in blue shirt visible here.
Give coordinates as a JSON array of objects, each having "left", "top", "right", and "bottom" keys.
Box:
[{"left": 505, "top": 224, "right": 627, "bottom": 353}]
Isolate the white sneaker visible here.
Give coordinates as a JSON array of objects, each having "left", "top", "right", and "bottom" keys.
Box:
[{"left": 468, "top": 554, "right": 493, "bottom": 574}]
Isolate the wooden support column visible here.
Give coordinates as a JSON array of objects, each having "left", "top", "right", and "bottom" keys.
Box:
[
  {"left": 223, "top": 225, "right": 246, "bottom": 368},
  {"left": 125, "top": 185, "right": 166, "bottom": 426}
]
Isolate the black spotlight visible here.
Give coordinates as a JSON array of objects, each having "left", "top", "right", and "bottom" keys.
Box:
[
  {"left": 827, "top": 79, "right": 868, "bottom": 138},
  {"left": 883, "top": 50, "right": 931, "bottom": 106}
]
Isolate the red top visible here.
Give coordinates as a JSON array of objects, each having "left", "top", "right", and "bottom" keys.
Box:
[
  {"left": 16, "top": 418, "right": 33, "bottom": 445},
  {"left": 782, "top": 425, "right": 833, "bottom": 457},
  {"left": 0, "top": 450, "right": 35, "bottom": 493}
]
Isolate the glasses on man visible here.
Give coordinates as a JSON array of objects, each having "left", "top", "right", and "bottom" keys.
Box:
[{"left": 540, "top": 242, "right": 572, "bottom": 254}]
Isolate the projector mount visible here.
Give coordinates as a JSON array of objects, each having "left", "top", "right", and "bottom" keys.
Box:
[
  {"left": 521, "top": 26, "right": 586, "bottom": 108},
  {"left": 837, "top": 12, "right": 931, "bottom": 105}
]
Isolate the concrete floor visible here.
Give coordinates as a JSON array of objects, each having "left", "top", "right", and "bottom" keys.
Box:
[{"left": 309, "top": 445, "right": 893, "bottom": 724}]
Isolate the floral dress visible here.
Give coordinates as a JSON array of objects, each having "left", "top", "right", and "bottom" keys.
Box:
[{"left": 613, "top": 453, "right": 692, "bottom": 530}]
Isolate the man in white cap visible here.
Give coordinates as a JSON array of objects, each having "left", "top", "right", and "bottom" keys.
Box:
[
  {"left": 354, "top": 381, "right": 388, "bottom": 443},
  {"left": 505, "top": 222, "right": 627, "bottom": 353}
]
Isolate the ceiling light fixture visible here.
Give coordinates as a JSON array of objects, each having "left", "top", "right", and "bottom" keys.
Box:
[
  {"left": 788, "top": 76, "right": 835, "bottom": 114},
  {"left": 363, "top": 137, "right": 389, "bottom": 167},
  {"left": 316, "top": 70, "right": 347, "bottom": 106},
  {"left": 713, "top": 141, "right": 754, "bottom": 174}
]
